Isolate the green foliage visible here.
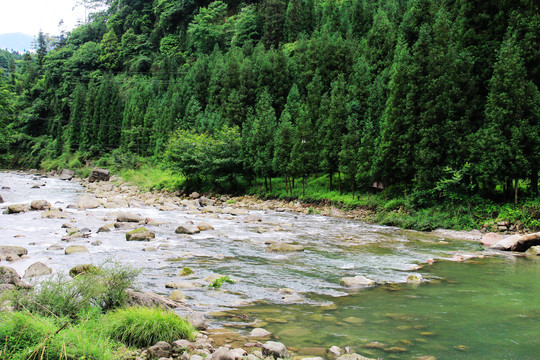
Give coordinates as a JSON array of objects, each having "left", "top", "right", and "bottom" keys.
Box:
[
  {"left": 12, "top": 262, "right": 139, "bottom": 319},
  {"left": 103, "top": 306, "right": 196, "bottom": 348},
  {"left": 180, "top": 267, "right": 194, "bottom": 276},
  {"left": 209, "top": 275, "right": 236, "bottom": 288}
]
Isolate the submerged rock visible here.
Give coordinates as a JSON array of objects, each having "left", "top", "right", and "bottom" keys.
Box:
[
  {"left": 126, "top": 227, "right": 155, "bottom": 241},
  {"left": 249, "top": 328, "right": 272, "bottom": 338},
  {"left": 266, "top": 243, "right": 305, "bottom": 253},
  {"left": 170, "top": 290, "right": 186, "bottom": 301},
  {"left": 197, "top": 223, "right": 214, "bottom": 231},
  {"left": 340, "top": 276, "right": 375, "bottom": 288},
  {"left": 23, "top": 262, "right": 52, "bottom": 278},
  {"left": 336, "top": 354, "right": 376, "bottom": 360},
  {"left": 407, "top": 274, "right": 423, "bottom": 285}
]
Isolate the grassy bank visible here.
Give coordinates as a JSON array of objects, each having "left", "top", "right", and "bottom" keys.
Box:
[
  {"left": 38, "top": 154, "right": 540, "bottom": 233},
  {"left": 0, "top": 263, "right": 196, "bottom": 360}
]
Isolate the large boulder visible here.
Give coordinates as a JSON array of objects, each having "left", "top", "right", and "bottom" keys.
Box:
[
  {"left": 126, "top": 228, "right": 155, "bottom": 241},
  {"left": 76, "top": 195, "right": 101, "bottom": 209},
  {"left": 175, "top": 225, "right": 200, "bottom": 235},
  {"left": 0, "top": 246, "right": 28, "bottom": 261},
  {"left": 0, "top": 267, "right": 31, "bottom": 289},
  {"left": 525, "top": 246, "right": 540, "bottom": 256},
  {"left": 31, "top": 200, "right": 51, "bottom": 211},
  {"left": 267, "top": 243, "right": 305, "bottom": 253},
  {"left": 117, "top": 212, "right": 143, "bottom": 223},
  {"left": 7, "top": 204, "right": 31, "bottom": 214},
  {"left": 23, "top": 262, "right": 52, "bottom": 278},
  {"left": 59, "top": 169, "right": 75, "bottom": 181},
  {"left": 88, "top": 168, "right": 110, "bottom": 183},
  {"left": 262, "top": 341, "right": 289, "bottom": 359},
  {"left": 65, "top": 245, "right": 89, "bottom": 255},
  {"left": 481, "top": 232, "right": 503, "bottom": 246},
  {"left": 340, "top": 276, "right": 375, "bottom": 288},
  {"left": 491, "top": 232, "right": 540, "bottom": 252}
]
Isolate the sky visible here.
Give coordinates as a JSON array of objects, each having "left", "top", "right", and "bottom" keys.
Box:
[{"left": 0, "top": 0, "right": 88, "bottom": 36}]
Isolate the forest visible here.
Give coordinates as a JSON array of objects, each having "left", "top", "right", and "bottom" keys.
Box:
[{"left": 1, "top": 0, "right": 540, "bottom": 229}]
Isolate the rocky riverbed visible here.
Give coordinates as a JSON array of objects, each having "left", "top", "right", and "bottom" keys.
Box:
[{"left": 2, "top": 170, "right": 537, "bottom": 360}]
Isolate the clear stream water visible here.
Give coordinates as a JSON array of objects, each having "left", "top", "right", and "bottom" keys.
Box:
[{"left": 1, "top": 171, "right": 539, "bottom": 359}]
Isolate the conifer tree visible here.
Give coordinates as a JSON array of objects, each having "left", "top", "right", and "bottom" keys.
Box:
[{"left": 68, "top": 83, "right": 87, "bottom": 151}]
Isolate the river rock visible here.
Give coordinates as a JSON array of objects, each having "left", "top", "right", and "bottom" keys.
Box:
[
  {"left": 69, "top": 264, "right": 98, "bottom": 277},
  {"left": 262, "top": 341, "right": 289, "bottom": 359},
  {"left": 230, "top": 349, "right": 247, "bottom": 360},
  {"left": 59, "top": 169, "right": 75, "bottom": 180},
  {"left": 197, "top": 223, "right": 214, "bottom": 231},
  {"left": 0, "top": 246, "right": 28, "bottom": 261},
  {"left": 7, "top": 204, "right": 31, "bottom": 214},
  {"left": 492, "top": 232, "right": 540, "bottom": 252},
  {"left": 126, "top": 290, "right": 177, "bottom": 308},
  {"left": 88, "top": 168, "right": 110, "bottom": 183},
  {"left": 190, "top": 192, "right": 201, "bottom": 199},
  {"left": 336, "top": 354, "right": 375, "bottom": 360},
  {"left": 188, "top": 312, "right": 208, "bottom": 330},
  {"left": 65, "top": 245, "right": 89, "bottom": 255},
  {"left": 115, "top": 222, "right": 138, "bottom": 230},
  {"left": 244, "top": 215, "right": 262, "bottom": 223},
  {"left": 23, "top": 262, "right": 52, "bottom": 278},
  {"left": 199, "top": 196, "right": 215, "bottom": 206},
  {"left": 328, "top": 346, "right": 342, "bottom": 358},
  {"left": 117, "top": 212, "right": 143, "bottom": 223},
  {"left": 0, "top": 194, "right": 3, "bottom": 203},
  {"left": 481, "top": 232, "right": 503, "bottom": 246},
  {"left": 204, "top": 274, "right": 223, "bottom": 283},
  {"left": 165, "top": 281, "right": 197, "bottom": 289},
  {"left": 77, "top": 195, "right": 101, "bottom": 209},
  {"left": 31, "top": 200, "right": 51, "bottom": 210},
  {"left": 0, "top": 267, "right": 31, "bottom": 289},
  {"left": 176, "top": 225, "right": 201, "bottom": 235},
  {"left": 267, "top": 243, "right": 305, "bottom": 253},
  {"left": 212, "top": 347, "right": 234, "bottom": 360},
  {"left": 340, "top": 276, "right": 375, "bottom": 288},
  {"left": 407, "top": 274, "right": 422, "bottom": 285},
  {"left": 170, "top": 290, "right": 186, "bottom": 301},
  {"left": 249, "top": 328, "right": 272, "bottom": 338},
  {"left": 126, "top": 228, "right": 155, "bottom": 241},
  {"left": 42, "top": 209, "right": 69, "bottom": 219},
  {"left": 525, "top": 246, "right": 540, "bottom": 256},
  {"left": 97, "top": 224, "right": 114, "bottom": 233},
  {"left": 148, "top": 341, "right": 172, "bottom": 359},
  {"left": 172, "top": 339, "right": 193, "bottom": 350}
]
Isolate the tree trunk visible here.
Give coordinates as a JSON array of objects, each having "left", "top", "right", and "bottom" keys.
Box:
[
  {"left": 264, "top": 177, "right": 268, "bottom": 192},
  {"left": 329, "top": 172, "right": 333, "bottom": 191},
  {"left": 514, "top": 178, "right": 519, "bottom": 205},
  {"left": 352, "top": 176, "right": 356, "bottom": 198},
  {"left": 338, "top": 172, "right": 342, "bottom": 195},
  {"left": 269, "top": 177, "right": 272, "bottom": 192},
  {"left": 531, "top": 169, "right": 539, "bottom": 194},
  {"left": 302, "top": 176, "right": 306, "bottom": 197}
]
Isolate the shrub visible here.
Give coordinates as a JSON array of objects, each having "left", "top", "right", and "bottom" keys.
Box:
[
  {"left": 209, "top": 275, "right": 236, "bottom": 288},
  {"left": 12, "top": 262, "right": 139, "bottom": 319},
  {"left": 103, "top": 307, "right": 196, "bottom": 348}
]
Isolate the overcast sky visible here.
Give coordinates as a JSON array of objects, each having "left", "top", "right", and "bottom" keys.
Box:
[{"left": 0, "top": 0, "right": 88, "bottom": 36}]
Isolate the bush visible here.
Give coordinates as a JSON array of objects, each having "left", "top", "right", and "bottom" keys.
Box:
[
  {"left": 12, "top": 262, "right": 139, "bottom": 319},
  {"left": 103, "top": 306, "right": 196, "bottom": 348}
]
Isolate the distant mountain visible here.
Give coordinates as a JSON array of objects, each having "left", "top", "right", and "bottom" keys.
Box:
[{"left": 0, "top": 33, "right": 34, "bottom": 53}]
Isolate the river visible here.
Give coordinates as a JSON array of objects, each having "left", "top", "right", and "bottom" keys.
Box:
[{"left": 1, "top": 171, "right": 538, "bottom": 359}]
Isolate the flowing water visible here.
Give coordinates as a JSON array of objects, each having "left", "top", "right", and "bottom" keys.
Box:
[{"left": 1, "top": 171, "right": 538, "bottom": 359}]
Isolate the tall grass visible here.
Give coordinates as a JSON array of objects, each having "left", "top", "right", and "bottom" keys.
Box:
[{"left": 104, "top": 307, "right": 196, "bottom": 348}]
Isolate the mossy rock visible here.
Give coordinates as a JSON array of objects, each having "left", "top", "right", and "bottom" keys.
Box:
[
  {"left": 126, "top": 228, "right": 156, "bottom": 241},
  {"left": 180, "top": 267, "right": 194, "bottom": 276},
  {"left": 69, "top": 264, "right": 99, "bottom": 277}
]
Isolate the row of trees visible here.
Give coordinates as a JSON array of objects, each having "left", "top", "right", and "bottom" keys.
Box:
[{"left": 1, "top": 0, "right": 539, "bottom": 200}]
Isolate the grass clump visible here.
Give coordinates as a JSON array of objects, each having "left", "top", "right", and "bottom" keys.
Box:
[
  {"left": 103, "top": 306, "right": 196, "bottom": 348},
  {"left": 209, "top": 275, "right": 236, "bottom": 288}
]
